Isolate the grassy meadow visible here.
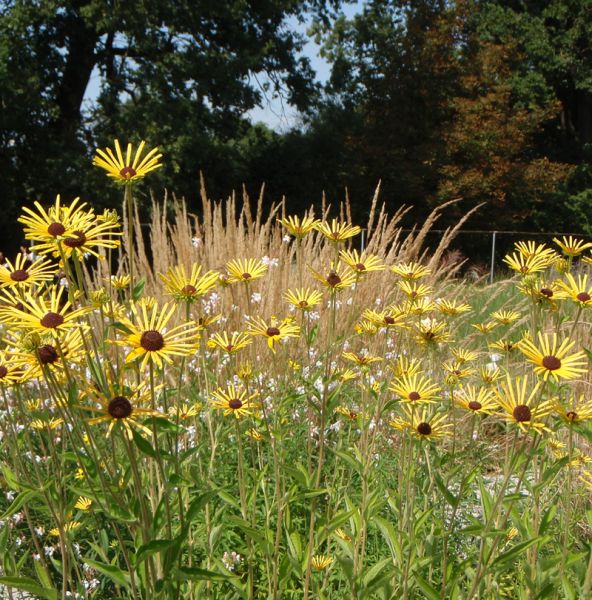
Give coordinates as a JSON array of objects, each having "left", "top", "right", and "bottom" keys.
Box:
[{"left": 0, "top": 143, "right": 591, "bottom": 599}]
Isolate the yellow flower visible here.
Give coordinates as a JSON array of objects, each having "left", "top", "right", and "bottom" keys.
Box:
[
  {"left": 554, "top": 395, "right": 592, "bottom": 424},
  {"left": 284, "top": 288, "right": 323, "bottom": 311},
  {"left": 442, "top": 361, "right": 474, "bottom": 384},
  {"left": 49, "top": 521, "right": 82, "bottom": 537},
  {"left": 0, "top": 254, "right": 56, "bottom": 289},
  {"left": 93, "top": 139, "right": 162, "bottom": 183},
  {"left": 0, "top": 351, "right": 27, "bottom": 385},
  {"left": 311, "top": 554, "right": 334, "bottom": 571},
  {"left": 518, "top": 333, "right": 587, "bottom": 381},
  {"left": 207, "top": 331, "right": 252, "bottom": 354},
  {"left": 168, "top": 403, "right": 202, "bottom": 420},
  {"left": 472, "top": 321, "right": 498, "bottom": 334},
  {"left": 105, "top": 274, "right": 131, "bottom": 290},
  {"left": 342, "top": 350, "right": 382, "bottom": 366},
  {"left": 159, "top": 264, "right": 219, "bottom": 302},
  {"left": 314, "top": 219, "right": 361, "bottom": 242},
  {"left": 435, "top": 299, "right": 472, "bottom": 315},
  {"left": 480, "top": 365, "right": 502, "bottom": 386},
  {"left": 415, "top": 319, "right": 450, "bottom": 345},
  {"left": 31, "top": 417, "right": 64, "bottom": 430},
  {"left": 309, "top": 264, "right": 357, "bottom": 291},
  {"left": 398, "top": 297, "right": 436, "bottom": 316},
  {"left": 503, "top": 251, "right": 552, "bottom": 275},
  {"left": 397, "top": 280, "right": 432, "bottom": 300},
  {"left": 18, "top": 196, "right": 87, "bottom": 244},
  {"left": 514, "top": 240, "right": 557, "bottom": 262},
  {"left": 334, "top": 528, "right": 352, "bottom": 542},
  {"left": 491, "top": 310, "right": 521, "bottom": 325},
  {"left": 553, "top": 235, "right": 592, "bottom": 257},
  {"left": 389, "top": 374, "right": 441, "bottom": 404},
  {"left": 390, "top": 406, "right": 451, "bottom": 439},
  {"left": 246, "top": 316, "right": 300, "bottom": 352},
  {"left": 278, "top": 215, "right": 320, "bottom": 237},
  {"left": 246, "top": 428, "right": 264, "bottom": 441},
  {"left": 390, "top": 262, "right": 431, "bottom": 280},
  {"left": 489, "top": 338, "right": 521, "bottom": 353},
  {"left": 74, "top": 497, "right": 92, "bottom": 511},
  {"left": 339, "top": 249, "right": 384, "bottom": 275},
  {"left": 450, "top": 348, "right": 480, "bottom": 363},
  {"left": 0, "top": 286, "right": 90, "bottom": 337},
  {"left": 494, "top": 375, "right": 552, "bottom": 432},
  {"left": 336, "top": 405, "right": 362, "bottom": 421},
  {"left": 555, "top": 273, "right": 592, "bottom": 307},
  {"left": 454, "top": 385, "right": 497, "bottom": 415},
  {"left": 389, "top": 356, "right": 422, "bottom": 378},
  {"left": 116, "top": 301, "right": 200, "bottom": 370},
  {"left": 237, "top": 362, "right": 254, "bottom": 382},
  {"left": 211, "top": 384, "right": 258, "bottom": 418},
  {"left": 226, "top": 258, "right": 268, "bottom": 283},
  {"left": 354, "top": 320, "right": 379, "bottom": 336},
  {"left": 362, "top": 308, "right": 407, "bottom": 329}
]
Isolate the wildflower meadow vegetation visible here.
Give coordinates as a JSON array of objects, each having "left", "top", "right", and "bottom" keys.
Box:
[{"left": 0, "top": 141, "right": 592, "bottom": 599}]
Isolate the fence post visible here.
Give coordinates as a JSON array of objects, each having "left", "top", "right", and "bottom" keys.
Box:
[{"left": 490, "top": 231, "right": 497, "bottom": 284}]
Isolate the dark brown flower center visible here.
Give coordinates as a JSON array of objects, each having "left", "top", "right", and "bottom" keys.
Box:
[
  {"left": 408, "top": 391, "right": 421, "bottom": 401},
  {"left": 326, "top": 272, "right": 341, "bottom": 287},
  {"left": 299, "top": 300, "right": 309, "bottom": 308},
  {"left": 48, "top": 222, "right": 66, "bottom": 237},
  {"left": 37, "top": 345, "right": 58, "bottom": 364},
  {"left": 266, "top": 327, "right": 281, "bottom": 337},
  {"left": 416, "top": 422, "right": 432, "bottom": 435},
  {"left": 9, "top": 269, "right": 29, "bottom": 282},
  {"left": 384, "top": 316, "right": 395, "bottom": 325},
  {"left": 355, "top": 262, "right": 366, "bottom": 271},
  {"left": 241, "top": 272, "right": 252, "bottom": 280},
  {"left": 566, "top": 410, "right": 578, "bottom": 422},
  {"left": 468, "top": 401, "right": 482, "bottom": 411},
  {"left": 228, "top": 398, "right": 243, "bottom": 410},
  {"left": 542, "top": 355, "right": 561, "bottom": 371},
  {"left": 576, "top": 292, "right": 591, "bottom": 302},
  {"left": 40, "top": 311, "right": 64, "bottom": 329},
  {"left": 0, "top": 366, "right": 7, "bottom": 378},
  {"left": 410, "top": 291, "right": 418, "bottom": 299},
  {"left": 182, "top": 284, "right": 197, "bottom": 295},
  {"left": 140, "top": 330, "right": 165, "bottom": 351},
  {"left": 513, "top": 404, "right": 532, "bottom": 422},
  {"left": 540, "top": 287, "right": 553, "bottom": 298},
  {"left": 119, "top": 166, "right": 137, "bottom": 179},
  {"left": 64, "top": 230, "right": 86, "bottom": 248},
  {"left": 108, "top": 396, "right": 133, "bottom": 419}
]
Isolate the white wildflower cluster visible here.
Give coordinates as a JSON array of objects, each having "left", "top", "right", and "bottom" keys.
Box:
[{"left": 222, "top": 550, "right": 242, "bottom": 571}]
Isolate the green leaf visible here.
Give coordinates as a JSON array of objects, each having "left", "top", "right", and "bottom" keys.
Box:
[
  {"left": 414, "top": 574, "right": 441, "bottom": 600},
  {"left": 491, "top": 537, "right": 544, "bottom": 568},
  {"left": 131, "top": 429, "right": 156, "bottom": 458},
  {"left": 135, "top": 539, "right": 176, "bottom": 564},
  {"left": 539, "top": 505, "right": 557, "bottom": 535},
  {"left": 0, "top": 490, "right": 38, "bottom": 520},
  {"left": 84, "top": 558, "right": 130, "bottom": 589},
  {"left": 174, "top": 566, "right": 227, "bottom": 582},
  {"left": 362, "top": 557, "right": 392, "bottom": 588},
  {"left": 1, "top": 465, "right": 21, "bottom": 491},
  {"left": 132, "top": 278, "right": 146, "bottom": 300},
  {"left": 0, "top": 577, "right": 57, "bottom": 600}
]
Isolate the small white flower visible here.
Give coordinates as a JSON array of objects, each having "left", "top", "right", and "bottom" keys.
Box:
[
  {"left": 282, "top": 235, "right": 291, "bottom": 243},
  {"left": 192, "top": 237, "right": 202, "bottom": 247},
  {"left": 251, "top": 292, "right": 262, "bottom": 304}
]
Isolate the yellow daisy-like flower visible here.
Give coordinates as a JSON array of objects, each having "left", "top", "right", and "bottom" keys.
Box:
[
  {"left": 0, "top": 254, "right": 56, "bottom": 289},
  {"left": 342, "top": 350, "right": 382, "bottom": 367},
  {"left": 0, "top": 286, "right": 89, "bottom": 337},
  {"left": 472, "top": 321, "right": 498, "bottom": 334},
  {"left": 515, "top": 240, "right": 557, "bottom": 262},
  {"left": 311, "top": 555, "right": 334, "bottom": 571},
  {"left": 390, "top": 262, "right": 431, "bottom": 280},
  {"left": 450, "top": 348, "right": 480, "bottom": 363},
  {"left": 160, "top": 264, "right": 219, "bottom": 303},
  {"left": 335, "top": 368, "right": 358, "bottom": 382},
  {"left": 207, "top": 331, "right": 252, "bottom": 354},
  {"left": 442, "top": 361, "right": 474, "bottom": 384},
  {"left": 415, "top": 319, "right": 450, "bottom": 345},
  {"left": 390, "top": 356, "right": 422, "bottom": 378},
  {"left": 554, "top": 395, "right": 592, "bottom": 424},
  {"left": 106, "top": 274, "right": 131, "bottom": 290},
  {"left": 489, "top": 338, "right": 521, "bottom": 353},
  {"left": 503, "top": 251, "right": 552, "bottom": 275},
  {"left": 335, "top": 405, "right": 362, "bottom": 421},
  {"left": 354, "top": 320, "right": 379, "bottom": 336},
  {"left": 246, "top": 427, "right": 264, "bottom": 441},
  {"left": 362, "top": 308, "right": 407, "bottom": 329},
  {"left": 494, "top": 375, "right": 552, "bottom": 432},
  {"left": 278, "top": 215, "right": 320, "bottom": 238},
  {"left": 518, "top": 279, "right": 559, "bottom": 304},
  {"left": 284, "top": 288, "right": 323, "bottom": 311},
  {"left": 339, "top": 249, "right": 384, "bottom": 276},
  {"left": 168, "top": 402, "right": 202, "bottom": 420},
  {"left": 518, "top": 332, "right": 587, "bottom": 381},
  {"left": 553, "top": 235, "right": 592, "bottom": 257},
  {"left": 79, "top": 387, "right": 163, "bottom": 439},
  {"left": 93, "top": 139, "right": 162, "bottom": 184},
  {"left": 74, "top": 497, "right": 92, "bottom": 511},
  {"left": 454, "top": 385, "right": 497, "bottom": 415},
  {"left": 237, "top": 362, "right": 255, "bottom": 382},
  {"left": 0, "top": 351, "right": 27, "bottom": 385},
  {"left": 31, "top": 417, "right": 64, "bottom": 430},
  {"left": 398, "top": 298, "right": 436, "bottom": 316},
  {"left": 334, "top": 528, "right": 352, "bottom": 542},
  {"left": 309, "top": 264, "right": 357, "bottom": 291},
  {"left": 210, "top": 384, "right": 258, "bottom": 418},
  {"left": 398, "top": 280, "right": 432, "bottom": 301},
  {"left": 18, "top": 196, "right": 87, "bottom": 244},
  {"left": 555, "top": 273, "right": 592, "bottom": 307},
  {"left": 49, "top": 521, "right": 82, "bottom": 537},
  {"left": 246, "top": 316, "right": 300, "bottom": 352},
  {"left": 390, "top": 407, "right": 451, "bottom": 440},
  {"left": 390, "top": 374, "right": 441, "bottom": 404},
  {"left": 226, "top": 258, "right": 268, "bottom": 284},
  {"left": 195, "top": 314, "right": 221, "bottom": 331},
  {"left": 314, "top": 219, "right": 361, "bottom": 243},
  {"left": 480, "top": 365, "right": 502, "bottom": 386},
  {"left": 435, "top": 298, "right": 472, "bottom": 315},
  {"left": 116, "top": 301, "right": 200, "bottom": 370},
  {"left": 491, "top": 310, "right": 521, "bottom": 325}
]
